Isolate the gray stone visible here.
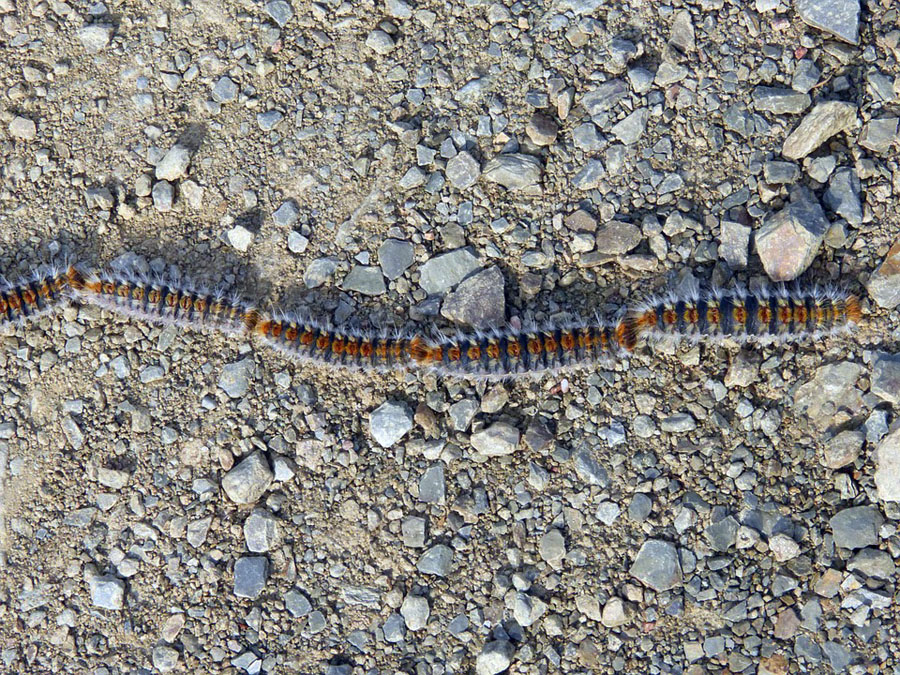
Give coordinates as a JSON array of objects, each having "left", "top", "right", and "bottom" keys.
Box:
[
  {"left": 284, "top": 589, "right": 312, "bottom": 617},
  {"left": 719, "top": 220, "right": 751, "bottom": 269},
  {"left": 824, "top": 168, "right": 862, "bottom": 225},
  {"left": 378, "top": 239, "right": 414, "bottom": 280},
  {"left": 419, "top": 248, "right": 481, "bottom": 294},
  {"left": 77, "top": 23, "right": 113, "bottom": 52},
  {"left": 440, "top": 266, "right": 505, "bottom": 330},
  {"left": 244, "top": 508, "right": 280, "bottom": 552},
  {"left": 448, "top": 399, "right": 478, "bottom": 431},
  {"left": 445, "top": 151, "right": 481, "bottom": 190},
  {"left": 572, "top": 123, "right": 601, "bottom": 151},
  {"left": 386, "top": 0, "right": 412, "bottom": 18},
  {"left": 822, "top": 430, "right": 863, "bottom": 469},
  {"left": 222, "top": 452, "right": 273, "bottom": 505},
  {"left": 417, "top": 544, "right": 453, "bottom": 577},
  {"left": 763, "top": 160, "right": 800, "bottom": 184},
  {"left": 539, "top": 529, "right": 566, "bottom": 564},
  {"left": 90, "top": 575, "right": 125, "bottom": 610},
  {"left": 418, "top": 464, "right": 445, "bottom": 504},
  {"left": 822, "top": 641, "right": 852, "bottom": 672},
  {"left": 399, "top": 166, "right": 427, "bottom": 189},
  {"left": 595, "top": 220, "right": 641, "bottom": 255},
  {"left": 573, "top": 449, "right": 609, "bottom": 487},
  {"left": 218, "top": 358, "right": 254, "bottom": 398},
  {"left": 152, "top": 645, "right": 179, "bottom": 672},
  {"left": 234, "top": 556, "right": 268, "bottom": 599},
  {"left": 369, "top": 401, "right": 413, "bottom": 448},
  {"left": 482, "top": 153, "right": 542, "bottom": 190},
  {"left": 752, "top": 87, "right": 811, "bottom": 114},
  {"left": 342, "top": 266, "right": 386, "bottom": 296},
  {"left": 611, "top": 108, "right": 648, "bottom": 145},
  {"left": 782, "top": 101, "right": 857, "bottom": 160},
  {"left": 304, "top": 257, "right": 338, "bottom": 288},
  {"left": 186, "top": 517, "right": 212, "bottom": 548},
  {"left": 629, "top": 494, "right": 652, "bottom": 521},
  {"left": 629, "top": 539, "right": 682, "bottom": 591},
  {"left": 456, "top": 78, "right": 490, "bottom": 104},
  {"left": 8, "top": 116, "right": 36, "bottom": 141},
  {"left": 227, "top": 224, "right": 254, "bottom": 252},
  {"left": 382, "top": 613, "right": 406, "bottom": 642},
  {"left": 858, "top": 117, "right": 899, "bottom": 154},
  {"left": 660, "top": 413, "right": 697, "bottom": 433},
  {"left": 257, "top": 110, "right": 284, "bottom": 131},
  {"left": 794, "top": 361, "right": 863, "bottom": 430},
  {"left": 655, "top": 62, "right": 688, "bottom": 86},
  {"left": 273, "top": 200, "right": 300, "bottom": 227},
  {"left": 155, "top": 145, "right": 191, "bottom": 181},
  {"left": 875, "top": 428, "right": 900, "bottom": 502},
  {"left": 152, "top": 180, "right": 174, "bottom": 212},
  {"left": 525, "top": 113, "right": 558, "bottom": 146},
  {"left": 265, "top": 0, "right": 293, "bottom": 26},
  {"left": 212, "top": 76, "right": 238, "bottom": 102},
  {"left": 796, "top": 0, "right": 860, "bottom": 44},
  {"left": 596, "top": 501, "right": 621, "bottom": 525},
  {"left": 582, "top": 79, "right": 628, "bottom": 116},
  {"left": 365, "top": 29, "right": 394, "bottom": 54},
  {"left": 287, "top": 231, "right": 309, "bottom": 254},
  {"left": 471, "top": 422, "right": 519, "bottom": 456},
  {"left": 513, "top": 592, "right": 547, "bottom": 627},
  {"left": 848, "top": 548, "right": 896, "bottom": 579},
  {"left": 476, "top": 640, "right": 514, "bottom": 675},
  {"left": 572, "top": 159, "right": 606, "bottom": 190},
  {"left": 306, "top": 610, "right": 326, "bottom": 633},
  {"left": 401, "top": 516, "right": 426, "bottom": 547},
  {"left": 400, "top": 595, "right": 429, "bottom": 631},
  {"left": 755, "top": 190, "right": 829, "bottom": 281},
  {"left": 705, "top": 516, "right": 739, "bottom": 552},
  {"left": 867, "top": 238, "right": 900, "bottom": 308},
  {"left": 792, "top": 59, "right": 821, "bottom": 94},
  {"left": 829, "top": 506, "right": 882, "bottom": 550},
  {"left": 98, "top": 467, "right": 129, "bottom": 490}
]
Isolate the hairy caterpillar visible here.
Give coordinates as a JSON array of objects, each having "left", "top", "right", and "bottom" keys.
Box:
[{"left": 1, "top": 259, "right": 864, "bottom": 378}]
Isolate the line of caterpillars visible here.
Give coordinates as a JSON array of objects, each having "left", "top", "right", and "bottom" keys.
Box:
[{"left": 0, "top": 265, "right": 863, "bottom": 377}]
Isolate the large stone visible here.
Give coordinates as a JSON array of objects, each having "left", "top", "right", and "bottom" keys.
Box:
[
  {"left": 829, "top": 506, "right": 882, "bottom": 550},
  {"left": 867, "top": 238, "right": 900, "bottom": 308},
  {"left": 419, "top": 249, "right": 482, "bottom": 295},
  {"left": 475, "top": 640, "right": 514, "bottom": 675},
  {"left": 222, "top": 451, "right": 274, "bottom": 504},
  {"left": 416, "top": 544, "right": 453, "bottom": 576},
  {"left": 875, "top": 428, "right": 900, "bottom": 502},
  {"left": 155, "top": 144, "right": 191, "bottom": 181},
  {"left": 369, "top": 401, "right": 413, "bottom": 448},
  {"left": 341, "top": 266, "right": 386, "bottom": 296},
  {"left": 782, "top": 101, "right": 857, "bottom": 160},
  {"left": 871, "top": 353, "right": 900, "bottom": 404},
  {"left": 581, "top": 79, "right": 628, "bottom": 116},
  {"left": 482, "top": 153, "right": 543, "bottom": 190},
  {"left": 234, "top": 556, "right": 268, "bottom": 599},
  {"left": 752, "top": 87, "right": 811, "bottom": 115},
  {"left": 824, "top": 168, "right": 862, "bottom": 225},
  {"left": 755, "top": 191, "right": 829, "bottom": 281},
  {"left": 595, "top": 220, "right": 642, "bottom": 255},
  {"left": 470, "top": 422, "right": 519, "bottom": 456},
  {"left": 796, "top": 0, "right": 860, "bottom": 44},
  {"left": 629, "top": 539, "right": 682, "bottom": 591},
  {"left": 822, "top": 430, "right": 863, "bottom": 469},
  {"left": 445, "top": 151, "right": 481, "bottom": 189},
  {"left": 440, "top": 266, "right": 505, "bottom": 329},
  {"left": 218, "top": 358, "right": 255, "bottom": 398},
  {"left": 793, "top": 361, "right": 863, "bottom": 431}
]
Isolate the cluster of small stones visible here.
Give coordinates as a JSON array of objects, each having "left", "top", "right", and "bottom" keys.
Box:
[{"left": 1, "top": 0, "right": 900, "bottom": 672}]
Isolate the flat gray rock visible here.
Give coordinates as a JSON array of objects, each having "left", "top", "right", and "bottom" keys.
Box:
[
  {"left": 77, "top": 23, "right": 113, "bottom": 52},
  {"left": 871, "top": 352, "right": 900, "bottom": 405},
  {"left": 369, "top": 401, "right": 413, "bottom": 448},
  {"left": 419, "top": 248, "right": 481, "bottom": 294},
  {"left": 440, "top": 266, "right": 505, "bottom": 330},
  {"left": 482, "top": 153, "right": 543, "bottom": 190},
  {"left": 824, "top": 168, "right": 862, "bottom": 226},
  {"left": 581, "top": 79, "right": 628, "bottom": 116},
  {"left": 416, "top": 544, "right": 453, "bottom": 576},
  {"left": 155, "top": 144, "right": 191, "bottom": 181},
  {"left": 218, "top": 358, "right": 255, "bottom": 398},
  {"left": 782, "top": 101, "right": 857, "bottom": 160},
  {"left": 752, "top": 87, "right": 810, "bottom": 115},
  {"left": 418, "top": 464, "right": 445, "bottom": 504},
  {"left": 234, "top": 556, "right": 268, "bottom": 599},
  {"left": 471, "top": 422, "right": 519, "bottom": 456},
  {"left": 630, "top": 539, "right": 682, "bottom": 591},
  {"left": 475, "top": 640, "right": 514, "bottom": 675},
  {"left": 829, "top": 506, "right": 882, "bottom": 550},
  {"left": 378, "top": 239, "right": 414, "bottom": 280},
  {"left": 222, "top": 451, "right": 273, "bottom": 505},
  {"left": 341, "top": 265, "right": 386, "bottom": 296},
  {"left": 400, "top": 594, "right": 429, "bottom": 631},
  {"left": 90, "top": 575, "right": 125, "bottom": 610},
  {"left": 445, "top": 151, "right": 481, "bottom": 189},
  {"left": 595, "top": 220, "right": 641, "bottom": 255},
  {"left": 867, "top": 239, "right": 900, "bottom": 308},
  {"left": 796, "top": 0, "right": 860, "bottom": 44},
  {"left": 244, "top": 508, "right": 280, "bottom": 552},
  {"left": 875, "top": 428, "right": 900, "bottom": 502}
]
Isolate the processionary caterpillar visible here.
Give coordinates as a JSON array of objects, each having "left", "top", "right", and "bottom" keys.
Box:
[{"left": 1, "top": 260, "right": 862, "bottom": 379}]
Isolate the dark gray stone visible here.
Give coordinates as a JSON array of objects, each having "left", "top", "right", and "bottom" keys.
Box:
[
  {"left": 829, "top": 506, "right": 882, "bottom": 550},
  {"left": 440, "top": 266, "right": 505, "bottom": 329},
  {"left": 417, "top": 544, "right": 453, "bottom": 576},
  {"left": 341, "top": 266, "right": 386, "bottom": 296},
  {"left": 752, "top": 87, "right": 810, "bottom": 114},
  {"left": 234, "top": 556, "right": 268, "bottom": 599},
  {"left": 705, "top": 516, "right": 739, "bottom": 552},
  {"left": 419, "top": 248, "right": 481, "bottom": 294},
  {"left": 824, "top": 168, "right": 862, "bottom": 225},
  {"left": 418, "top": 464, "right": 445, "bottom": 504},
  {"left": 378, "top": 239, "right": 415, "bottom": 280},
  {"left": 796, "top": 0, "right": 860, "bottom": 44},
  {"left": 629, "top": 539, "right": 682, "bottom": 591},
  {"left": 482, "top": 153, "right": 543, "bottom": 190}
]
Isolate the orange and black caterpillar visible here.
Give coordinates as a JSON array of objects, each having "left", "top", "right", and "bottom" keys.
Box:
[
  {"left": 1, "top": 260, "right": 863, "bottom": 378},
  {"left": 631, "top": 285, "right": 862, "bottom": 343}
]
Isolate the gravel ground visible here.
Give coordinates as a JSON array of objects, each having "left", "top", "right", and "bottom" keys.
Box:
[{"left": 1, "top": 0, "right": 900, "bottom": 673}]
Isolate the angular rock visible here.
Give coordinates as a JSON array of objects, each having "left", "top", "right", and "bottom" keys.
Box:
[
  {"left": 222, "top": 452, "right": 274, "bottom": 505},
  {"left": 796, "top": 0, "right": 860, "bottom": 44},
  {"left": 581, "top": 79, "right": 628, "bottom": 116},
  {"left": 440, "top": 266, "right": 505, "bottom": 330},
  {"left": 284, "top": 589, "right": 312, "bottom": 617},
  {"left": 858, "top": 117, "right": 899, "bottom": 154},
  {"left": 595, "top": 220, "right": 641, "bottom": 255},
  {"left": 755, "top": 191, "right": 829, "bottom": 281},
  {"left": 793, "top": 361, "right": 863, "bottom": 430},
  {"left": 341, "top": 266, "right": 386, "bottom": 296},
  {"left": 445, "top": 151, "right": 481, "bottom": 189},
  {"left": 792, "top": 59, "right": 822, "bottom": 94},
  {"left": 705, "top": 516, "right": 739, "bottom": 552},
  {"left": 782, "top": 101, "right": 857, "bottom": 160},
  {"left": 418, "top": 464, "right": 445, "bottom": 504},
  {"left": 719, "top": 220, "right": 751, "bottom": 269},
  {"left": 868, "top": 238, "right": 900, "bottom": 308},
  {"left": 378, "top": 239, "right": 415, "bottom": 280},
  {"left": 244, "top": 508, "right": 280, "bottom": 552},
  {"left": 630, "top": 539, "right": 682, "bottom": 591},
  {"left": 872, "top": 353, "right": 900, "bottom": 405},
  {"left": 601, "top": 598, "right": 632, "bottom": 627},
  {"left": 8, "top": 116, "right": 36, "bottom": 141},
  {"left": 77, "top": 23, "right": 113, "bottom": 52},
  {"left": 482, "top": 153, "right": 543, "bottom": 190},
  {"left": 212, "top": 76, "right": 238, "bottom": 103},
  {"left": 369, "top": 401, "right": 413, "bottom": 448},
  {"left": 539, "top": 529, "right": 566, "bottom": 564},
  {"left": 234, "top": 556, "right": 268, "bottom": 599},
  {"left": 610, "top": 108, "right": 648, "bottom": 145},
  {"left": 400, "top": 595, "right": 429, "bottom": 631},
  {"left": 824, "top": 168, "right": 862, "bottom": 226},
  {"left": 572, "top": 159, "right": 605, "bottom": 190},
  {"left": 829, "top": 506, "right": 882, "bottom": 550},
  {"left": 471, "top": 422, "right": 519, "bottom": 456},
  {"left": 272, "top": 200, "right": 300, "bottom": 227},
  {"left": 823, "top": 430, "right": 863, "bottom": 469},
  {"left": 419, "top": 248, "right": 481, "bottom": 294},
  {"left": 875, "top": 428, "right": 900, "bottom": 502},
  {"left": 155, "top": 144, "right": 191, "bottom": 181},
  {"left": 525, "top": 113, "right": 558, "bottom": 146},
  {"left": 848, "top": 548, "right": 896, "bottom": 579},
  {"left": 752, "top": 87, "right": 811, "bottom": 115},
  {"left": 90, "top": 575, "right": 125, "bottom": 610},
  {"left": 416, "top": 544, "right": 453, "bottom": 576},
  {"left": 476, "top": 640, "right": 514, "bottom": 675}
]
